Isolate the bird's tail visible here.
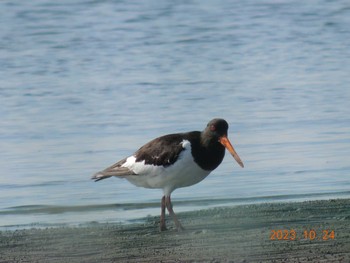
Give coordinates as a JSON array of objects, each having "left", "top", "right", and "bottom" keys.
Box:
[
  {"left": 91, "top": 168, "right": 135, "bottom": 181},
  {"left": 92, "top": 158, "right": 136, "bottom": 182},
  {"left": 91, "top": 172, "right": 111, "bottom": 182}
]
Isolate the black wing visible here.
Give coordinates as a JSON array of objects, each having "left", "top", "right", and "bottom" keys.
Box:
[{"left": 135, "top": 133, "right": 187, "bottom": 167}]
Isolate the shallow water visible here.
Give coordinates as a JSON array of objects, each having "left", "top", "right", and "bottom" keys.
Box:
[{"left": 1, "top": 0, "right": 350, "bottom": 229}]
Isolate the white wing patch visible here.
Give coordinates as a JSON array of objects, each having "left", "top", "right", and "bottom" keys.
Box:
[{"left": 121, "top": 155, "right": 166, "bottom": 176}]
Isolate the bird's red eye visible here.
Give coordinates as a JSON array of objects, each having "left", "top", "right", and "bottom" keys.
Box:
[{"left": 210, "top": 125, "right": 216, "bottom": 131}]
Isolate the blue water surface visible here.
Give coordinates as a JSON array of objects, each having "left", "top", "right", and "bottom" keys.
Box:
[{"left": 1, "top": 0, "right": 350, "bottom": 229}]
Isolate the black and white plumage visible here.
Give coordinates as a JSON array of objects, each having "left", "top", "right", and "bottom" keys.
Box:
[{"left": 92, "top": 118, "right": 244, "bottom": 231}]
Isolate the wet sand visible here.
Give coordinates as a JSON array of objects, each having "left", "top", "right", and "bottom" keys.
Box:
[{"left": 1, "top": 198, "right": 349, "bottom": 262}]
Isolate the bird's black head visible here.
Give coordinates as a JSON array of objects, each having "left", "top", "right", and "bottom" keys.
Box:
[
  {"left": 204, "top": 118, "right": 229, "bottom": 139},
  {"left": 202, "top": 118, "right": 244, "bottom": 168}
]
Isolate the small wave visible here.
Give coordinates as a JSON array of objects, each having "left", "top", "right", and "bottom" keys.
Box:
[
  {"left": 2, "top": 191, "right": 350, "bottom": 217},
  {"left": 0, "top": 202, "right": 161, "bottom": 216}
]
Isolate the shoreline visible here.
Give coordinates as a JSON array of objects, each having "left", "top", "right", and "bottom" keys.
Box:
[
  {"left": 1, "top": 198, "right": 349, "bottom": 262},
  {"left": 2, "top": 190, "right": 350, "bottom": 231}
]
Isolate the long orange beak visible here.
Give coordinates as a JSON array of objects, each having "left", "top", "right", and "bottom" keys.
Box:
[{"left": 219, "top": 135, "right": 244, "bottom": 168}]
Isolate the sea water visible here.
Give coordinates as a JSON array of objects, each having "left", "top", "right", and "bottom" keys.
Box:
[{"left": 1, "top": 0, "right": 350, "bottom": 229}]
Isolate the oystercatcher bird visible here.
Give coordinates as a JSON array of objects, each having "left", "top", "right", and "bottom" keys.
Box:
[{"left": 92, "top": 118, "right": 244, "bottom": 231}]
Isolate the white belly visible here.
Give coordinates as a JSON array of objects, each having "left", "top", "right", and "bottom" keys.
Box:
[{"left": 121, "top": 140, "right": 211, "bottom": 195}]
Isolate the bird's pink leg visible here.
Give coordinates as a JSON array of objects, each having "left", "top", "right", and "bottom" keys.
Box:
[
  {"left": 165, "top": 195, "right": 184, "bottom": 231},
  {"left": 160, "top": 196, "right": 167, "bottom": 231}
]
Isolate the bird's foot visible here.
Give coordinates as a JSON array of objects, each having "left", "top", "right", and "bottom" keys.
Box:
[
  {"left": 175, "top": 222, "right": 185, "bottom": 232},
  {"left": 160, "top": 222, "right": 184, "bottom": 232},
  {"left": 176, "top": 226, "right": 185, "bottom": 232},
  {"left": 160, "top": 224, "right": 168, "bottom": 232}
]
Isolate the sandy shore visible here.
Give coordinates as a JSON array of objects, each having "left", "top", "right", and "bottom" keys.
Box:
[{"left": 1, "top": 198, "right": 349, "bottom": 263}]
